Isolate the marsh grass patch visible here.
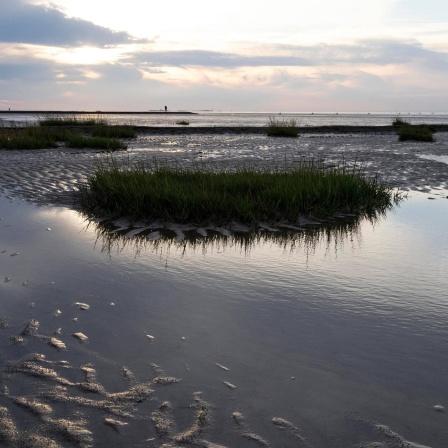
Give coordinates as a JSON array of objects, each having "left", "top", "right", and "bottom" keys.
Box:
[
  {"left": 266, "top": 117, "right": 299, "bottom": 137},
  {"left": 0, "top": 123, "right": 129, "bottom": 150},
  {"left": 0, "top": 126, "right": 58, "bottom": 149},
  {"left": 38, "top": 114, "right": 108, "bottom": 127},
  {"left": 392, "top": 117, "right": 408, "bottom": 127},
  {"left": 79, "top": 158, "right": 399, "bottom": 225},
  {"left": 398, "top": 125, "right": 434, "bottom": 142}
]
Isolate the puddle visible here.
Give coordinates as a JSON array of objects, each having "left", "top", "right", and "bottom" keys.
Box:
[
  {"left": 1, "top": 193, "right": 448, "bottom": 447},
  {"left": 418, "top": 154, "right": 448, "bottom": 165}
]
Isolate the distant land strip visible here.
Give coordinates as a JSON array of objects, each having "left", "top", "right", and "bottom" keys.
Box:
[
  {"left": 0, "top": 110, "right": 197, "bottom": 115},
  {"left": 134, "top": 125, "right": 448, "bottom": 135}
]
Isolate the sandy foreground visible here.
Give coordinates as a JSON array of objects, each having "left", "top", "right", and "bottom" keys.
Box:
[
  {"left": 1, "top": 130, "right": 447, "bottom": 447},
  {"left": 0, "top": 130, "right": 447, "bottom": 208}
]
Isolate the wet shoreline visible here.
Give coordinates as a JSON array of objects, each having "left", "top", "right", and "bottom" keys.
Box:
[
  {"left": 1, "top": 131, "right": 447, "bottom": 212},
  {"left": 134, "top": 124, "right": 448, "bottom": 135}
]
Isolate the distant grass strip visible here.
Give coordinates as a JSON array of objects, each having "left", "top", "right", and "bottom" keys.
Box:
[
  {"left": 79, "top": 159, "right": 397, "bottom": 224},
  {"left": 0, "top": 127, "right": 58, "bottom": 149},
  {"left": 0, "top": 126, "right": 128, "bottom": 150},
  {"left": 266, "top": 117, "right": 299, "bottom": 137},
  {"left": 38, "top": 115, "right": 108, "bottom": 126},
  {"left": 92, "top": 125, "right": 136, "bottom": 139},
  {"left": 398, "top": 125, "right": 434, "bottom": 142},
  {"left": 66, "top": 135, "right": 127, "bottom": 150}
]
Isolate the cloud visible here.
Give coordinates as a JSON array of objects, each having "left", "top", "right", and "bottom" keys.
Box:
[
  {"left": 0, "top": 0, "right": 143, "bottom": 47},
  {"left": 0, "top": 62, "right": 55, "bottom": 81},
  {"left": 128, "top": 49, "right": 312, "bottom": 68},
  {"left": 125, "top": 40, "right": 448, "bottom": 72}
]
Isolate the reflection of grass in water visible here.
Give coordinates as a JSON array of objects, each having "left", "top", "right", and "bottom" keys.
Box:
[
  {"left": 85, "top": 208, "right": 391, "bottom": 260},
  {"left": 79, "top": 157, "right": 400, "bottom": 225}
]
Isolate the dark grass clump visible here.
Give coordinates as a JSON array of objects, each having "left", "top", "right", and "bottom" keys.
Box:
[
  {"left": 79, "top": 159, "right": 398, "bottom": 225},
  {"left": 38, "top": 115, "right": 108, "bottom": 127},
  {"left": 398, "top": 125, "right": 434, "bottom": 142},
  {"left": 266, "top": 117, "right": 299, "bottom": 137},
  {"left": 0, "top": 125, "right": 128, "bottom": 150},
  {"left": 65, "top": 135, "right": 127, "bottom": 150},
  {"left": 392, "top": 117, "right": 408, "bottom": 127},
  {"left": 92, "top": 125, "right": 136, "bottom": 139},
  {"left": 176, "top": 121, "right": 190, "bottom": 126},
  {"left": 0, "top": 127, "right": 58, "bottom": 149}
]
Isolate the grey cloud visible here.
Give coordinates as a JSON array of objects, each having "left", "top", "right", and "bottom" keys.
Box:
[
  {"left": 0, "top": 62, "right": 55, "bottom": 81},
  {"left": 127, "top": 50, "right": 313, "bottom": 68},
  {"left": 0, "top": 0, "right": 144, "bottom": 46},
  {"left": 126, "top": 40, "right": 448, "bottom": 71}
]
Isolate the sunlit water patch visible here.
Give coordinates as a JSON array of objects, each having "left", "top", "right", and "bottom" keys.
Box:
[{"left": 1, "top": 193, "right": 448, "bottom": 447}]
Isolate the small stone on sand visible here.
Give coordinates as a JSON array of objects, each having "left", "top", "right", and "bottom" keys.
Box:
[
  {"left": 49, "top": 337, "right": 66, "bottom": 350},
  {"left": 434, "top": 404, "right": 445, "bottom": 412},
  {"left": 215, "top": 363, "right": 230, "bottom": 371},
  {"left": 73, "top": 302, "right": 90, "bottom": 310},
  {"left": 72, "top": 332, "right": 88, "bottom": 342}
]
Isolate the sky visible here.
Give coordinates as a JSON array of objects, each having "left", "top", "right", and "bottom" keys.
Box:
[{"left": 1, "top": 0, "right": 447, "bottom": 112}]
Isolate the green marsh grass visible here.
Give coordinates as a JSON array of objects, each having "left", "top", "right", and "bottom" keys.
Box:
[
  {"left": 392, "top": 117, "right": 408, "bottom": 127},
  {"left": 0, "top": 125, "right": 127, "bottom": 150},
  {"left": 38, "top": 115, "right": 108, "bottom": 127},
  {"left": 79, "top": 158, "right": 398, "bottom": 224},
  {"left": 398, "top": 125, "right": 434, "bottom": 142},
  {"left": 266, "top": 117, "right": 299, "bottom": 137},
  {"left": 0, "top": 126, "right": 58, "bottom": 149}
]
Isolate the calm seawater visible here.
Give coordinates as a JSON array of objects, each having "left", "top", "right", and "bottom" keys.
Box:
[
  {"left": 1, "top": 192, "right": 448, "bottom": 447},
  {"left": 2, "top": 111, "right": 448, "bottom": 127}
]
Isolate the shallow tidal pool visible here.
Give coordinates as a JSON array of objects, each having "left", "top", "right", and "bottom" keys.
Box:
[{"left": 1, "top": 192, "right": 448, "bottom": 448}]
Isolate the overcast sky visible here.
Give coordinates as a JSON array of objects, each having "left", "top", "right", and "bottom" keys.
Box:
[{"left": 1, "top": 0, "right": 447, "bottom": 112}]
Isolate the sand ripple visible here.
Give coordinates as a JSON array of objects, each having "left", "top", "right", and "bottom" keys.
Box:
[{"left": 0, "top": 132, "right": 447, "bottom": 208}]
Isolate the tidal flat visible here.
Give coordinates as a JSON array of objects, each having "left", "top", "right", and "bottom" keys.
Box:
[{"left": 1, "top": 129, "right": 448, "bottom": 447}]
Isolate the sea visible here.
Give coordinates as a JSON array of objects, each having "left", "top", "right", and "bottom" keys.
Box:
[{"left": 1, "top": 111, "right": 448, "bottom": 127}]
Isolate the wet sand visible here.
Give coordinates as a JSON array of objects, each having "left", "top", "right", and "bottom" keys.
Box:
[
  {"left": 0, "top": 130, "right": 447, "bottom": 209},
  {"left": 1, "top": 130, "right": 448, "bottom": 447}
]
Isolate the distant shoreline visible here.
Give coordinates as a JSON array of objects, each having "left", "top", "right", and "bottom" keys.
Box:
[
  {"left": 133, "top": 124, "right": 448, "bottom": 134},
  {"left": 0, "top": 110, "right": 197, "bottom": 115}
]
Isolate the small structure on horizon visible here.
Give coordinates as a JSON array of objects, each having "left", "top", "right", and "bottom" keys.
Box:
[{"left": 164, "top": 105, "right": 167, "bottom": 112}]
